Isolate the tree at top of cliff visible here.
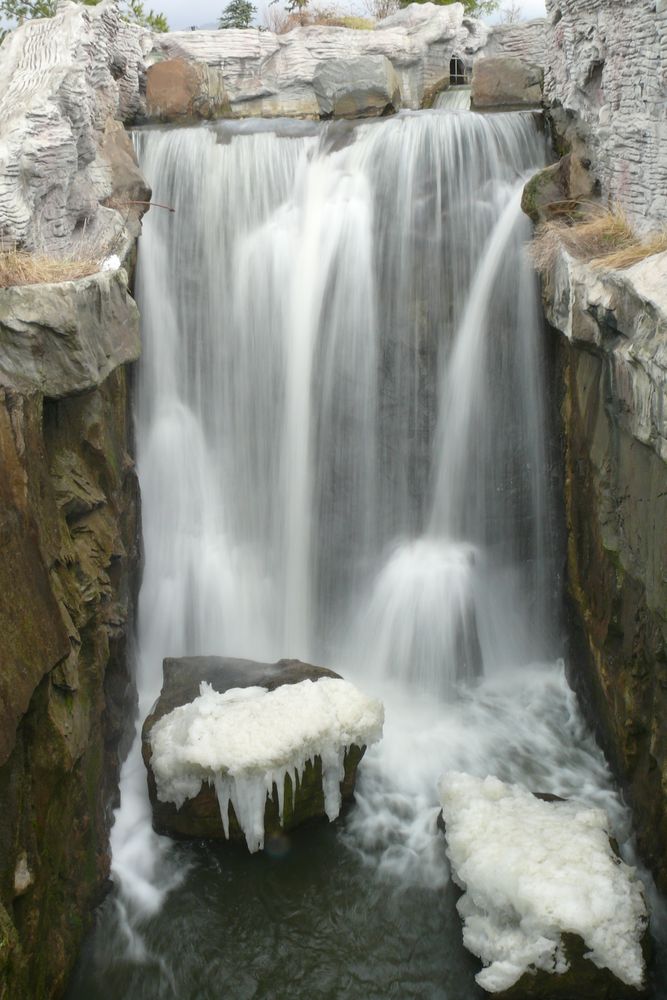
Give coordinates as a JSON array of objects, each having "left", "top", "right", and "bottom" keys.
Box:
[
  {"left": 218, "top": 0, "right": 257, "bottom": 28},
  {"left": 0, "top": 0, "right": 168, "bottom": 33},
  {"left": 398, "top": 0, "right": 499, "bottom": 16}
]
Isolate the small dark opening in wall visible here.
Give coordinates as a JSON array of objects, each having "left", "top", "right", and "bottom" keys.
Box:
[{"left": 450, "top": 57, "right": 467, "bottom": 86}]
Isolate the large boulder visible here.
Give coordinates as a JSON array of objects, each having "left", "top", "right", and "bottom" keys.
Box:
[
  {"left": 142, "top": 656, "right": 383, "bottom": 850},
  {"left": 145, "top": 58, "right": 231, "bottom": 122},
  {"left": 0, "top": 269, "right": 141, "bottom": 399},
  {"left": 439, "top": 772, "right": 649, "bottom": 999},
  {"left": 471, "top": 56, "right": 543, "bottom": 110},
  {"left": 521, "top": 153, "right": 598, "bottom": 224},
  {"left": 313, "top": 56, "right": 401, "bottom": 118}
]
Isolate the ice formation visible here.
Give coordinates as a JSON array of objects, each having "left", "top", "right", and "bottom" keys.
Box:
[
  {"left": 149, "top": 678, "right": 384, "bottom": 852},
  {"left": 438, "top": 772, "right": 647, "bottom": 993},
  {"left": 101, "top": 254, "right": 121, "bottom": 272}
]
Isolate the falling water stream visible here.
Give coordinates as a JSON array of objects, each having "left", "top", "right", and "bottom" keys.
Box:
[{"left": 67, "top": 109, "right": 667, "bottom": 999}]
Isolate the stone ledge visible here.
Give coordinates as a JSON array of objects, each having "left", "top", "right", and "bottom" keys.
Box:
[
  {"left": 0, "top": 268, "right": 141, "bottom": 399},
  {"left": 542, "top": 248, "right": 667, "bottom": 464}
]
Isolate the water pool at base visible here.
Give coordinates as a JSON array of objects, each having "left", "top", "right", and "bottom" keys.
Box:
[{"left": 67, "top": 667, "right": 667, "bottom": 999}]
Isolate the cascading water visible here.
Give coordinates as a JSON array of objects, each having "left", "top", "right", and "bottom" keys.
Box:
[
  {"left": 66, "top": 109, "right": 666, "bottom": 999},
  {"left": 434, "top": 86, "right": 471, "bottom": 110}
]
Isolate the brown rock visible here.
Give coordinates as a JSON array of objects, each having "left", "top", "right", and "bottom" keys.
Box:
[
  {"left": 143, "top": 656, "right": 367, "bottom": 843},
  {"left": 145, "top": 58, "right": 231, "bottom": 123},
  {"left": 521, "top": 153, "right": 598, "bottom": 224},
  {"left": 472, "top": 56, "right": 543, "bottom": 110}
]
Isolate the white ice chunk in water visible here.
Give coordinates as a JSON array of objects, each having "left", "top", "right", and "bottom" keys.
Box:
[
  {"left": 438, "top": 772, "right": 647, "bottom": 993},
  {"left": 149, "top": 678, "right": 384, "bottom": 852}
]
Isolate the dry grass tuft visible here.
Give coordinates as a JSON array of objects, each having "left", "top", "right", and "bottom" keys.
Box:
[
  {"left": 264, "top": 4, "right": 374, "bottom": 32},
  {"left": 0, "top": 247, "right": 99, "bottom": 288},
  {"left": 531, "top": 204, "right": 667, "bottom": 274}
]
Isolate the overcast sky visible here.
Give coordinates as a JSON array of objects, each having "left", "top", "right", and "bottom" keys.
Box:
[{"left": 159, "top": 0, "right": 546, "bottom": 33}]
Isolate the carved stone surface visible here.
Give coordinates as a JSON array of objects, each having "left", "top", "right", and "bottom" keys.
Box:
[
  {"left": 543, "top": 0, "right": 667, "bottom": 229},
  {"left": 484, "top": 18, "right": 546, "bottom": 65},
  {"left": 0, "top": 0, "right": 151, "bottom": 254}
]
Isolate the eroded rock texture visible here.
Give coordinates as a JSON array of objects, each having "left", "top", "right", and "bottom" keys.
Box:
[
  {"left": 0, "top": 275, "right": 141, "bottom": 998},
  {"left": 544, "top": 0, "right": 667, "bottom": 228},
  {"left": 0, "top": 0, "right": 150, "bottom": 254},
  {"left": 542, "top": 249, "right": 667, "bottom": 890},
  {"left": 484, "top": 18, "right": 546, "bottom": 64}
]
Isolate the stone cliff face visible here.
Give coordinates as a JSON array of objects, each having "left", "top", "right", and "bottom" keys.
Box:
[
  {"left": 531, "top": 0, "right": 667, "bottom": 892},
  {"left": 0, "top": 272, "right": 141, "bottom": 998},
  {"left": 0, "top": 6, "right": 149, "bottom": 997},
  {"left": 541, "top": 248, "right": 667, "bottom": 892},
  {"left": 543, "top": 0, "right": 667, "bottom": 229}
]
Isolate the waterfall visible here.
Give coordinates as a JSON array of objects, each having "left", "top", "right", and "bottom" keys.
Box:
[
  {"left": 112, "top": 109, "right": 558, "bottom": 923},
  {"left": 434, "top": 86, "right": 471, "bottom": 110},
  {"left": 63, "top": 107, "right": 664, "bottom": 1000}
]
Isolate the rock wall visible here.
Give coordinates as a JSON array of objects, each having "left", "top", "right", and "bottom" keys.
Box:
[
  {"left": 484, "top": 18, "right": 546, "bottom": 65},
  {"left": 543, "top": 0, "right": 667, "bottom": 229},
  {"left": 541, "top": 247, "right": 667, "bottom": 891},
  {"left": 0, "top": 5, "right": 150, "bottom": 996},
  {"left": 0, "top": 270, "right": 141, "bottom": 999},
  {"left": 145, "top": 3, "right": 489, "bottom": 120}
]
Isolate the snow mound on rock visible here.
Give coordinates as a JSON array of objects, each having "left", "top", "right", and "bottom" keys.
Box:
[
  {"left": 150, "top": 678, "right": 384, "bottom": 852},
  {"left": 438, "top": 771, "right": 647, "bottom": 993}
]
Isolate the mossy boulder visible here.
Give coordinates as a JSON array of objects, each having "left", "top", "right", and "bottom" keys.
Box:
[
  {"left": 521, "top": 153, "right": 598, "bottom": 224},
  {"left": 142, "top": 656, "right": 368, "bottom": 843}
]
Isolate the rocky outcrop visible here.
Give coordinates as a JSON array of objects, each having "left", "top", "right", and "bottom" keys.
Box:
[
  {"left": 543, "top": 0, "right": 667, "bottom": 229},
  {"left": 0, "top": 0, "right": 150, "bottom": 255},
  {"left": 0, "top": 270, "right": 140, "bottom": 398},
  {"left": 145, "top": 3, "right": 489, "bottom": 119},
  {"left": 471, "top": 55, "right": 543, "bottom": 110},
  {"left": 521, "top": 154, "right": 598, "bottom": 223},
  {"left": 540, "top": 247, "right": 667, "bottom": 891},
  {"left": 142, "top": 657, "right": 374, "bottom": 844},
  {"left": 0, "top": 270, "right": 141, "bottom": 997},
  {"left": 0, "top": 7, "right": 150, "bottom": 996}
]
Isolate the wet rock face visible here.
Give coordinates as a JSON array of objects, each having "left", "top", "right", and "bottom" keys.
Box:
[
  {"left": 142, "top": 657, "right": 366, "bottom": 842},
  {"left": 0, "top": 277, "right": 141, "bottom": 998},
  {"left": 541, "top": 248, "right": 667, "bottom": 891}
]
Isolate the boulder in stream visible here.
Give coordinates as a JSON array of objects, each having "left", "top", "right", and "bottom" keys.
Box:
[
  {"left": 142, "top": 656, "right": 383, "bottom": 851},
  {"left": 439, "top": 772, "right": 649, "bottom": 999}
]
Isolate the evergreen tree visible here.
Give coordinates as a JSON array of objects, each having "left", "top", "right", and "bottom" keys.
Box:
[{"left": 218, "top": 0, "right": 256, "bottom": 28}]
